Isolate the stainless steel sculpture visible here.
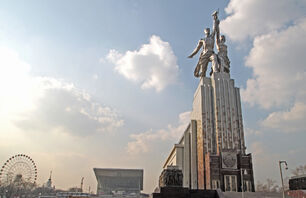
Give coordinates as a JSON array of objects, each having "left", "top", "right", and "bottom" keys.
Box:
[
  {"left": 216, "top": 34, "right": 230, "bottom": 73},
  {"left": 188, "top": 10, "right": 230, "bottom": 77}
]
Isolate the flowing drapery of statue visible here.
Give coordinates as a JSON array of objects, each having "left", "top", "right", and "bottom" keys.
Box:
[{"left": 188, "top": 10, "right": 230, "bottom": 77}]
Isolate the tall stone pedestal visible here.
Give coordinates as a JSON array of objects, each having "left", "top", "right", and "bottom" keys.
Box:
[
  {"left": 163, "top": 72, "right": 255, "bottom": 192},
  {"left": 151, "top": 187, "right": 225, "bottom": 198}
]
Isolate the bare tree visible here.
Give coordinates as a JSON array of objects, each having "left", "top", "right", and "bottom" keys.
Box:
[{"left": 0, "top": 181, "right": 36, "bottom": 198}]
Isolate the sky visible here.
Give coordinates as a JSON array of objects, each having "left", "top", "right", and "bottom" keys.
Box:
[{"left": 0, "top": 0, "right": 305, "bottom": 194}]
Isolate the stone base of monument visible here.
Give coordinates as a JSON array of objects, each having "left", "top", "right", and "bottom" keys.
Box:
[
  {"left": 153, "top": 166, "right": 225, "bottom": 198},
  {"left": 151, "top": 187, "right": 225, "bottom": 198}
]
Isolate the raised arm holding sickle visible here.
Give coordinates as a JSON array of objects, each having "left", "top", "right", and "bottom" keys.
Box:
[
  {"left": 212, "top": 10, "right": 220, "bottom": 40},
  {"left": 212, "top": 9, "right": 231, "bottom": 73}
]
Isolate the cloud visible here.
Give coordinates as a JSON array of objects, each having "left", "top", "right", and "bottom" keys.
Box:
[
  {"left": 0, "top": 47, "right": 123, "bottom": 137},
  {"left": 261, "top": 102, "right": 306, "bottom": 133},
  {"left": 127, "top": 111, "right": 190, "bottom": 155},
  {"left": 241, "top": 18, "right": 306, "bottom": 109},
  {"left": 106, "top": 35, "right": 179, "bottom": 92},
  {"left": 15, "top": 77, "right": 124, "bottom": 136},
  {"left": 249, "top": 141, "right": 265, "bottom": 157},
  {"left": 0, "top": 47, "right": 34, "bottom": 116},
  {"left": 221, "top": 0, "right": 306, "bottom": 41},
  {"left": 221, "top": 0, "right": 306, "bottom": 130},
  {"left": 245, "top": 128, "right": 262, "bottom": 136},
  {"left": 221, "top": 0, "right": 306, "bottom": 109},
  {"left": 93, "top": 74, "right": 98, "bottom": 80}
]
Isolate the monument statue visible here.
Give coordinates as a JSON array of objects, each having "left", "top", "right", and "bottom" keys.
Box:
[
  {"left": 159, "top": 10, "right": 255, "bottom": 194},
  {"left": 188, "top": 10, "right": 230, "bottom": 77},
  {"left": 216, "top": 35, "right": 230, "bottom": 73}
]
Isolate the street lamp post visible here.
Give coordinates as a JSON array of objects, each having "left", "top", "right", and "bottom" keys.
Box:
[{"left": 279, "top": 161, "right": 288, "bottom": 198}]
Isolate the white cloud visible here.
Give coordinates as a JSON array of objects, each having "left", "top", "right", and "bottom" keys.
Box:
[
  {"left": 0, "top": 47, "right": 123, "bottom": 137},
  {"left": 261, "top": 102, "right": 306, "bottom": 133},
  {"left": 93, "top": 74, "right": 98, "bottom": 80},
  {"left": 245, "top": 128, "right": 262, "bottom": 136},
  {"left": 0, "top": 47, "right": 35, "bottom": 116},
  {"left": 15, "top": 77, "right": 124, "bottom": 136},
  {"left": 127, "top": 111, "right": 190, "bottom": 155},
  {"left": 241, "top": 18, "right": 306, "bottom": 109},
  {"left": 221, "top": 0, "right": 306, "bottom": 132},
  {"left": 106, "top": 35, "right": 179, "bottom": 92},
  {"left": 221, "top": 0, "right": 306, "bottom": 41},
  {"left": 221, "top": 0, "right": 306, "bottom": 109},
  {"left": 249, "top": 141, "right": 265, "bottom": 157}
]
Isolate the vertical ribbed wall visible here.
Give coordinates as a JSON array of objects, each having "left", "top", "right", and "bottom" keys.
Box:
[
  {"left": 191, "top": 73, "right": 246, "bottom": 156},
  {"left": 234, "top": 88, "right": 246, "bottom": 154},
  {"left": 202, "top": 78, "right": 214, "bottom": 154},
  {"left": 188, "top": 73, "right": 246, "bottom": 189},
  {"left": 210, "top": 72, "right": 244, "bottom": 153}
]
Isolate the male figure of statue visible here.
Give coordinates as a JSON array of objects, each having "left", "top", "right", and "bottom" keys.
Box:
[{"left": 188, "top": 11, "right": 219, "bottom": 77}]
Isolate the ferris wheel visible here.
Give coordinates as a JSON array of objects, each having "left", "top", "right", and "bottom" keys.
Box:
[{"left": 0, "top": 154, "right": 37, "bottom": 186}]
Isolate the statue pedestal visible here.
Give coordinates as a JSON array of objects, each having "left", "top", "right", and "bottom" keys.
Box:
[
  {"left": 151, "top": 187, "right": 224, "bottom": 198},
  {"left": 162, "top": 71, "right": 255, "bottom": 192},
  {"left": 153, "top": 166, "right": 225, "bottom": 198}
]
